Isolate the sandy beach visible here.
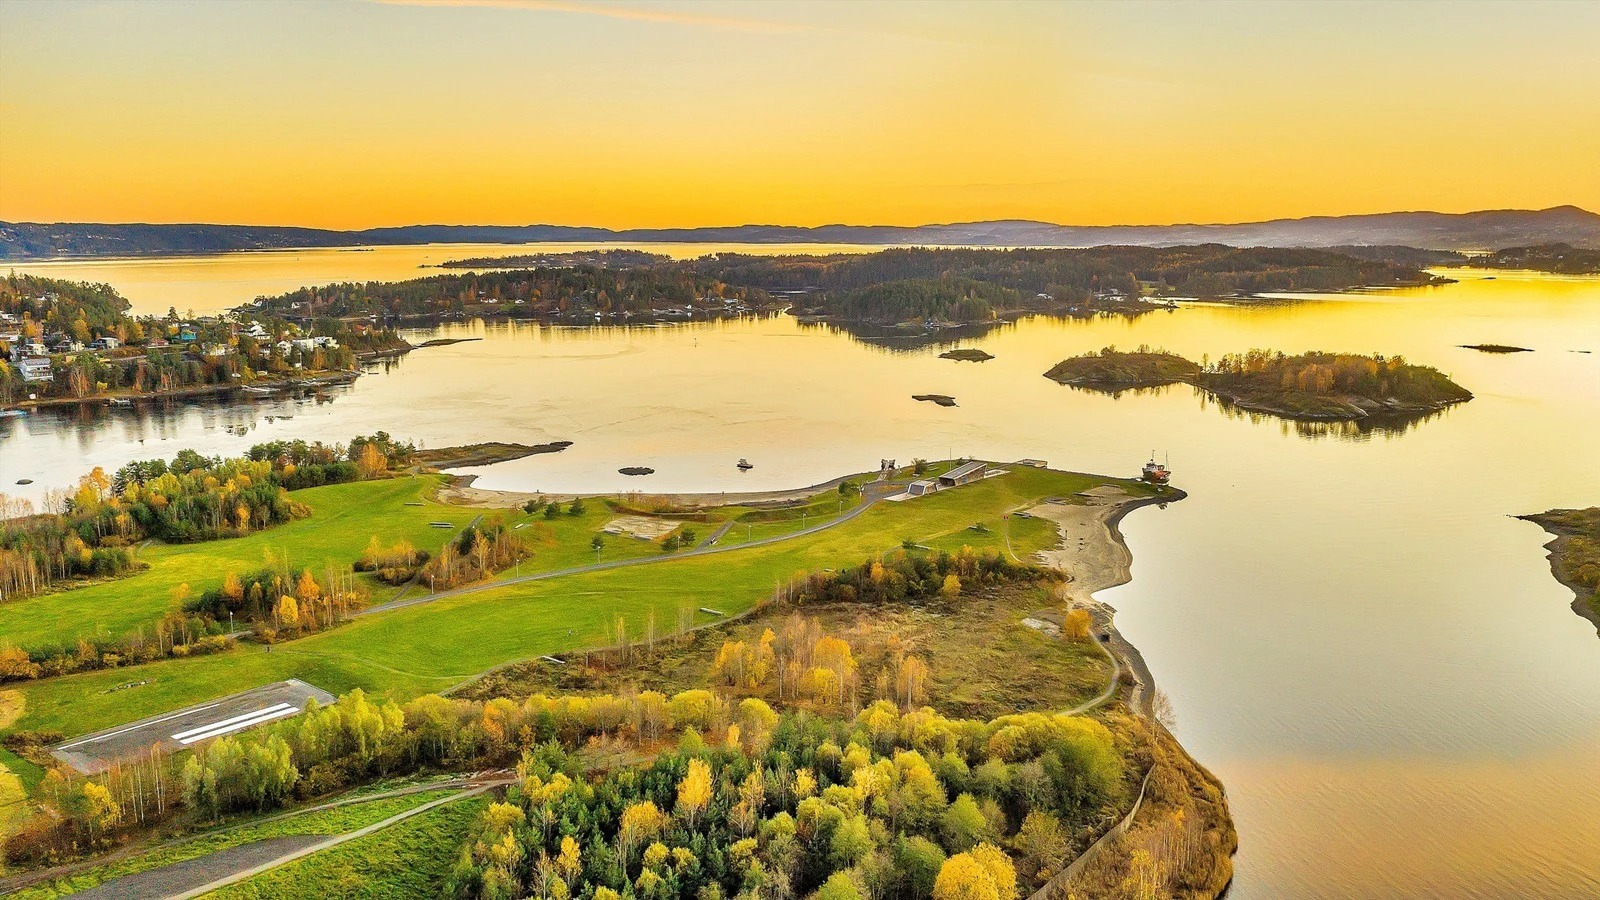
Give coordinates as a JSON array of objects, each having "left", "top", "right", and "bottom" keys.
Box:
[{"left": 434, "top": 471, "right": 869, "bottom": 509}]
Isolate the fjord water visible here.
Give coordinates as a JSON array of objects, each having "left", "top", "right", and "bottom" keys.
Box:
[{"left": 3, "top": 261, "right": 1599, "bottom": 897}]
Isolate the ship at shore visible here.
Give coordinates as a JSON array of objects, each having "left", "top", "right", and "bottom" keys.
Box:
[{"left": 1142, "top": 454, "right": 1171, "bottom": 484}]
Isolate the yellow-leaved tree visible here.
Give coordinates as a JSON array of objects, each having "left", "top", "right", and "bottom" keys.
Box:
[{"left": 676, "top": 757, "right": 713, "bottom": 828}]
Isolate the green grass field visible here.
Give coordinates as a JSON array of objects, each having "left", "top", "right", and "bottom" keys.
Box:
[
  {"left": 0, "top": 477, "right": 479, "bottom": 651},
  {"left": 9, "top": 789, "right": 457, "bottom": 899},
  {"left": 204, "top": 795, "right": 488, "bottom": 900},
  {"left": 8, "top": 466, "right": 1157, "bottom": 740}
]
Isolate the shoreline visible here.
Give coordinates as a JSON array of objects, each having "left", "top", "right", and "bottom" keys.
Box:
[
  {"left": 9, "top": 370, "right": 362, "bottom": 411},
  {"left": 1517, "top": 512, "right": 1600, "bottom": 635},
  {"left": 435, "top": 470, "right": 872, "bottom": 509},
  {"left": 1026, "top": 485, "right": 1182, "bottom": 716},
  {"left": 1024, "top": 483, "right": 1236, "bottom": 897}
]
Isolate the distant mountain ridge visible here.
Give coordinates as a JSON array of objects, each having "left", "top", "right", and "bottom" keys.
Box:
[{"left": 3, "top": 206, "right": 1596, "bottom": 259}]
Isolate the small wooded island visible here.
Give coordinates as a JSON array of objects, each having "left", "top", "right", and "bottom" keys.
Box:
[
  {"left": 1519, "top": 507, "right": 1600, "bottom": 634},
  {"left": 1045, "top": 347, "right": 1473, "bottom": 421}
]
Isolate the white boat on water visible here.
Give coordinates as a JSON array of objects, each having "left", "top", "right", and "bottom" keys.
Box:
[{"left": 737, "top": 458, "right": 753, "bottom": 470}]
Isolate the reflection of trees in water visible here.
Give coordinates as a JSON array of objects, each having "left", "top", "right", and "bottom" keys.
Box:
[
  {"left": 1052, "top": 382, "right": 1182, "bottom": 400},
  {"left": 1199, "top": 391, "right": 1454, "bottom": 440},
  {"left": 35, "top": 381, "right": 357, "bottom": 448},
  {"left": 804, "top": 307, "right": 1157, "bottom": 354},
  {"left": 797, "top": 319, "right": 1017, "bottom": 353},
  {"left": 1052, "top": 381, "right": 1454, "bottom": 439}
]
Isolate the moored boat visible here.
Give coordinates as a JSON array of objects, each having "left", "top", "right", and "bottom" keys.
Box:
[{"left": 1141, "top": 454, "right": 1171, "bottom": 484}]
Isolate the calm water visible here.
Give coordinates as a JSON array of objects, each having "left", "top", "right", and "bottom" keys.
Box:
[
  {"left": 6, "top": 241, "right": 881, "bottom": 317},
  {"left": 3, "top": 257, "right": 1599, "bottom": 897}
]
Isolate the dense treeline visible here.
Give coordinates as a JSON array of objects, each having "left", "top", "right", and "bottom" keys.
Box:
[
  {"left": 0, "top": 434, "right": 411, "bottom": 615},
  {"left": 440, "top": 250, "right": 672, "bottom": 269},
  {"left": 1471, "top": 243, "right": 1600, "bottom": 275},
  {"left": 688, "top": 246, "right": 1436, "bottom": 322},
  {"left": 1043, "top": 346, "right": 1200, "bottom": 388},
  {"left": 240, "top": 244, "right": 1437, "bottom": 329},
  {"left": 824, "top": 278, "right": 1019, "bottom": 324},
  {"left": 0, "top": 274, "right": 131, "bottom": 338},
  {"left": 0, "top": 274, "right": 397, "bottom": 403},
  {"left": 1045, "top": 346, "right": 1473, "bottom": 419},
  {"left": 6, "top": 688, "right": 1126, "bottom": 900},
  {"left": 445, "top": 702, "right": 1122, "bottom": 900},
  {"left": 247, "top": 267, "right": 771, "bottom": 319},
  {"left": 1199, "top": 350, "right": 1473, "bottom": 406}
]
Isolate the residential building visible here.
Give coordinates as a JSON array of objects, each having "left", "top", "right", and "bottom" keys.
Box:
[{"left": 18, "top": 357, "right": 53, "bottom": 382}]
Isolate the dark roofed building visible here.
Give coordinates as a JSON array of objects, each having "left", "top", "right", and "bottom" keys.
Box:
[{"left": 938, "top": 461, "right": 987, "bottom": 488}]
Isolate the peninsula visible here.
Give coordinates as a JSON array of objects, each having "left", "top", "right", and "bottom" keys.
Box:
[
  {"left": 1046, "top": 347, "right": 1473, "bottom": 421},
  {"left": 1518, "top": 507, "right": 1600, "bottom": 634},
  {"left": 0, "top": 449, "right": 1233, "bottom": 898}
]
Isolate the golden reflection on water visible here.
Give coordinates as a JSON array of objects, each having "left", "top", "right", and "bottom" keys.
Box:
[
  {"left": 2, "top": 261, "right": 1599, "bottom": 897},
  {"left": 8, "top": 241, "right": 881, "bottom": 316},
  {"left": 1231, "top": 742, "right": 1600, "bottom": 898}
]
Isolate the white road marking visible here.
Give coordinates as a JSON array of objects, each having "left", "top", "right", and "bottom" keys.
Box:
[
  {"left": 175, "top": 705, "right": 300, "bottom": 745},
  {"left": 57, "top": 701, "right": 224, "bottom": 751},
  {"left": 171, "top": 703, "right": 293, "bottom": 743}
]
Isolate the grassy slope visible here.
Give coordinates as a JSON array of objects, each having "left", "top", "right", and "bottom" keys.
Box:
[
  {"left": 11, "top": 467, "right": 1147, "bottom": 738},
  {"left": 0, "top": 477, "right": 477, "bottom": 650},
  {"left": 10, "top": 789, "right": 456, "bottom": 899},
  {"left": 464, "top": 583, "right": 1111, "bottom": 720},
  {"left": 0, "top": 477, "right": 677, "bottom": 652},
  {"left": 205, "top": 796, "right": 487, "bottom": 900}
]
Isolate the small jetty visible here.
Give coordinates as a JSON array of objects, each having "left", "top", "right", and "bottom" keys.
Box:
[{"left": 619, "top": 466, "right": 655, "bottom": 476}]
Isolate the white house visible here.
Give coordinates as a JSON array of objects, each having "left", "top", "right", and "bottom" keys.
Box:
[
  {"left": 11, "top": 339, "right": 47, "bottom": 361},
  {"left": 89, "top": 336, "right": 121, "bottom": 350},
  {"left": 18, "top": 357, "right": 53, "bottom": 382}
]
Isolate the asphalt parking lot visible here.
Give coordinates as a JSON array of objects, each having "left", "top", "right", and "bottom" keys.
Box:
[{"left": 52, "top": 679, "right": 337, "bottom": 773}]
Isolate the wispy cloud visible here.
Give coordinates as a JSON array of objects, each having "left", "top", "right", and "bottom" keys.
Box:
[{"left": 370, "top": 0, "right": 815, "bottom": 34}]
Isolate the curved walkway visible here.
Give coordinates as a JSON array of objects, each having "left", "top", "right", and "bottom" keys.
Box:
[
  {"left": 359, "top": 482, "right": 900, "bottom": 617},
  {"left": 168, "top": 785, "right": 496, "bottom": 900},
  {"left": 0, "top": 778, "right": 499, "bottom": 896}
]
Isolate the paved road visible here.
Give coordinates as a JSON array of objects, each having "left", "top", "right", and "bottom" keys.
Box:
[
  {"left": 0, "top": 776, "right": 508, "bottom": 897},
  {"left": 167, "top": 785, "right": 497, "bottom": 900},
  {"left": 73, "top": 835, "right": 327, "bottom": 900},
  {"left": 360, "top": 481, "right": 902, "bottom": 618}
]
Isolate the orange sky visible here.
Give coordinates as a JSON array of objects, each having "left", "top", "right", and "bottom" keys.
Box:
[{"left": 1, "top": 0, "right": 1596, "bottom": 229}]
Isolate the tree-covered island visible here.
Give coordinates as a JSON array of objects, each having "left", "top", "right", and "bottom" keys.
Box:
[{"left": 1045, "top": 347, "right": 1473, "bottom": 421}]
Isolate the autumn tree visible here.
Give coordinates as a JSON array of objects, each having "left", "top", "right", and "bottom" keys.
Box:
[
  {"left": 676, "top": 757, "right": 713, "bottom": 828},
  {"left": 940, "top": 573, "right": 962, "bottom": 599}
]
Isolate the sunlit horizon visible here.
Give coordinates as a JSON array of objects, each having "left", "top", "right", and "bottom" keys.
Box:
[{"left": 3, "top": 0, "right": 1598, "bottom": 229}]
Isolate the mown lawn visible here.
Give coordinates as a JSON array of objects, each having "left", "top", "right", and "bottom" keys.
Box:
[
  {"left": 11, "top": 466, "right": 1152, "bottom": 739},
  {"left": 0, "top": 477, "right": 478, "bottom": 652},
  {"left": 10, "top": 789, "right": 457, "bottom": 899},
  {"left": 205, "top": 795, "right": 487, "bottom": 900}
]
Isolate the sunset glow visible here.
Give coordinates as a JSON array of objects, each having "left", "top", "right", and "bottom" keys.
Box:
[{"left": 2, "top": 0, "right": 1596, "bottom": 229}]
